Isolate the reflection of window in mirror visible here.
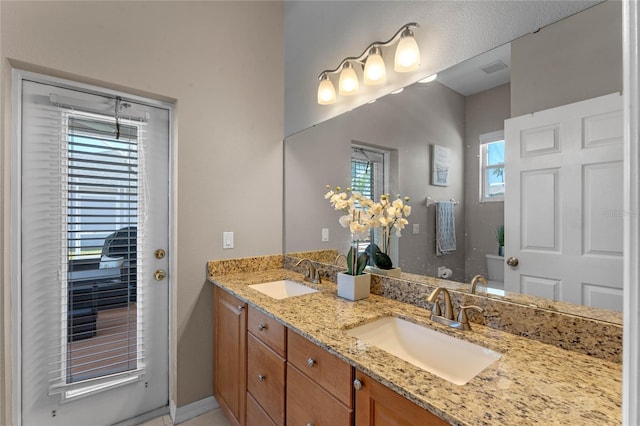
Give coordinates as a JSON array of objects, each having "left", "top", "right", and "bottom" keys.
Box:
[
  {"left": 479, "top": 130, "right": 505, "bottom": 202},
  {"left": 351, "top": 145, "right": 387, "bottom": 252}
]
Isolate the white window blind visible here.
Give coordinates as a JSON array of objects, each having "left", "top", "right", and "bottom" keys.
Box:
[
  {"left": 20, "top": 80, "right": 149, "bottom": 398},
  {"left": 351, "top": 146, "right": 386, "bottom": 252}
]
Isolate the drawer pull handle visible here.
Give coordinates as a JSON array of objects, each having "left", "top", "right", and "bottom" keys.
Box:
[
  {"left": 258, "top": 323, "right": 267, "bottom": 331},
  {"left": 307, "top": 424, "right": 314, "bottom": 426},
  {"left": 307, "top": 358, "right": 316, "bottom": 367},
  {"left": 353, "top": 378, "right": 363, "bottom": 391},
  {"left": 258, "top": 374, "right": 266, "bottom": 382}
]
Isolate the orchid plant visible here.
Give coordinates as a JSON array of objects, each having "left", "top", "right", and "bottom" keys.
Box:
[
  {"left": 325, "top": 185, "right": 411, "bottom": 273},
  {"left": 377, "top": 194, "right": 412, "bottom": 262}
]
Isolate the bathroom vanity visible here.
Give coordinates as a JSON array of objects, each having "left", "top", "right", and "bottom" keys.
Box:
[{"left": 209, "top": 256, "right": 621, "bottom": 426}]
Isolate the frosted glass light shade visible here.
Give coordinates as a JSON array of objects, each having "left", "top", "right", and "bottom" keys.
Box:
[
  {"left": 339, "top": 62, "right": 359, "bottom": 96},
  {"left": 394, "top": 29, "right": 420, "bottom": 72},
  {"left": 317, "top": 74, "right": 336, "bottom": 105},
  {"left": 363, "top": 47, "right": 386, "bottom": 85}
]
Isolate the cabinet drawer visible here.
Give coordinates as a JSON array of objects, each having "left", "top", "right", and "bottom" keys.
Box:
[
  {"left": 247, "top": 333, "right": 286, "bottom": 426},
  {"left": 248, "top": 305, "right": 287, "bottom": 357},
  {"left": 287, "top": 329, "right": 354, "bottom": 407},
  {"left": 287, "top": 364, "right": 353, "bottom": 426},
  {"left": 246, "top": 392, "right": 277, "bottom": 426}
]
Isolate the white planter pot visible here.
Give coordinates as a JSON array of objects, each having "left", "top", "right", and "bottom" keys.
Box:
[
  {"left": 368, "top": 266, "right": 402, "bottom": 278},
  {"left": 337, "top": 272, "right": 370, "bottom": 301}
]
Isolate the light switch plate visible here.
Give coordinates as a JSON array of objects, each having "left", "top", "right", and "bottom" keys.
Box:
[
  {"left": 412, "top": 224, "right": 419, "bottom": 234},
  {"left": 223, "top": 231, "right": 234, "bottom": 249},
  {"left": 322, "top": 228, "right": 329, "bottom": 242}
]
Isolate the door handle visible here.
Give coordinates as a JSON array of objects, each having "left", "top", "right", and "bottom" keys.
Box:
[
  {"left": 154, "top": 269, "right": 167, "bottom": 281},
  {"left": 506, "top": 257, "right": 519, "bottom": 267}
]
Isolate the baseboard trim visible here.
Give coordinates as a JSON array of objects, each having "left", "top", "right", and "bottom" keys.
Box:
[
  {"left": 171, "top": 396, "right": 219, "bottom": 424},
  {"left": 113, "top": 406, "right": 170, "bottom": 426}
]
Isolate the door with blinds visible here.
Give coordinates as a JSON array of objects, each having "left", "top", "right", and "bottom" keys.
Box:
[{"left": 18, "top": 74, "right": 170, "bottom": 425}]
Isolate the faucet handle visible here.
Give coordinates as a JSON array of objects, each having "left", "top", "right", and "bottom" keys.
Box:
[{"left": 457, "top": 305, "right": 483, "bottom": 330}]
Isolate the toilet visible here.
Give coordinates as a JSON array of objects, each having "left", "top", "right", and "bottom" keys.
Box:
[{"left": 485, "top": 254, "right": 504, "bottom": 289}]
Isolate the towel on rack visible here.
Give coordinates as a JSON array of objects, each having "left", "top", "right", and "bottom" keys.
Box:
[{"left": 436, "top": 201, "right": 456, "bottom": 256}]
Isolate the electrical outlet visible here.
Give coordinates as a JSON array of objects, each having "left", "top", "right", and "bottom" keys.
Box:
[
  {"left": 412, "top": 224, "right": 419, "bottom": 234},
  {"left": 223, "top": 231, "right": 234, "bottom": 249},
  {"left": 322, "top": 228, "right": 329, "bottom": 242}
]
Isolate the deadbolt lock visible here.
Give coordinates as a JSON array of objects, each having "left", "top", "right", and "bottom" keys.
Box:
[
  {"left": 154, "top": 269, "right": 167, "bottom": 281},
  {"left": 155, "top": 249, "right": 166, "bottom": 259}
]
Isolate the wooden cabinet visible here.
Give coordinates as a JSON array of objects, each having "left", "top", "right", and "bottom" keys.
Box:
[
  {"left": 213, "top": 288, "right": 449, "bottom": 426},
  {"left": 247, "top": 306, "right": 287, "bottom": 426},
  {"left": 354, "top": 370, "right": 450, "bottom": 426},
  {"left": 287, "top": 329, "right": 354, "bottom": 425},
  {"left": 214, "top": 287, "right": 247, "bottom": 426},
  {"left": 246, "top": 393, "right": 276, "bottom": 426}
]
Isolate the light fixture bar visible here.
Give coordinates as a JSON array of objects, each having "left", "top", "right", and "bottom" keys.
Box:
[{"left": 317, "top": 23, "right": 419, "bottom": 80}]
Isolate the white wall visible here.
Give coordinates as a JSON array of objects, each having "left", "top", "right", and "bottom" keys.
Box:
[
  {"left": 0, "top": 0, "right": 283, "bottom": 419},
  {"left": 284, "top": 0, "right": 600, "bottom": 137}
]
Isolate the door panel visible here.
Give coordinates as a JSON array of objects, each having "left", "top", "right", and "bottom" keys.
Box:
[
  {"left": 19, "top": 75, "right": 170, "bottom": 425},
  {"left": 505, "top": 92, "right": 623, "bottom": 311}
]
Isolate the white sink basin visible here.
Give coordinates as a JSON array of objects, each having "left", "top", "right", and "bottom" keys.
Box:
[
  {"left": 249, "top": 280, "right": 318, "bottom": 300},
  {"left": 346, "top": 316, "right": 501, "bottom": 385}
]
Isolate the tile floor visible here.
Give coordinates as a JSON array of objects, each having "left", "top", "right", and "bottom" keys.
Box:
[{"left": 140, "top": 408, "right": 230, "bottom": 426}]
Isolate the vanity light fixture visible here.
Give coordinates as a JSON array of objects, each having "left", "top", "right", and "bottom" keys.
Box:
[
  {"left": 363, "top": 47, "right": 387, "bottom": 85},
  {"left": 317, "top": 23, "right": 420, "bottom": 105},
  {"left": 317, "top": 73, "right": 337, "bottom": 105},
  {"left": 339, "top": 62, "right": 360, "bottom": 95}
]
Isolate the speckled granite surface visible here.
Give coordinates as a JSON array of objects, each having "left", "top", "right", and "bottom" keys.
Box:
[
  {"left": 282, "top": 254, "right": 623, "bottom": 363},
  {"left": 208, "top": 268, "right": 622, "bottom": 426}
]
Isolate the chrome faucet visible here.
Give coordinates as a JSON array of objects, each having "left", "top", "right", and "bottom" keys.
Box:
[
  {"left": 470, "top": 275, "right": 488, "bottom": 294},
  {"left": 426, "top": 287, "right": 455, "bottom": 323},
  {"left": 427, "top": 287, "right": 484, "bottom": 330},
  {"left": 295, "top": 258, "right": 320, "bottom": 284},
  {"left": 457, "top": 305, "right": 484, "bottom": 331},
  {"left": 335, "top": 253, "right": 347, "bottom": 266}
]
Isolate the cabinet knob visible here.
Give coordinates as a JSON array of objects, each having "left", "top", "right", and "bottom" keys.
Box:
[
  {"left": 238, "top": 305, "right": 244, "bottom": 311},
  {"left": 307, "top": 358, "right": 316, "bottom": 367},
  {"left": 353, "top": 378, "right": 363, "bottom": 391},
  {"left": 258, "top": 323, "right": 267, "bottom": 331},
  {"left": 258, "top": 374, "right": 266, "bottom": 382},
  {"left": 307, "top": 424, "right": 314, "bottom": 426}
]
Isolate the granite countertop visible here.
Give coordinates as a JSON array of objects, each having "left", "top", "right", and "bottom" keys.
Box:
[{"left": 209, "top": 268, "right": 622, "bottom": 426}]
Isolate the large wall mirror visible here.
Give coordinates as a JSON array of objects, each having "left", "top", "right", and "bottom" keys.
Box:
[{"left": 284, "top": 1, "right": 623, "bottom": 319}]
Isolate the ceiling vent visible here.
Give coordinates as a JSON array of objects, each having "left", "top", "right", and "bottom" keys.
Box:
[{"left": 480, "top": 60, "right": 508, "bottom": 75}]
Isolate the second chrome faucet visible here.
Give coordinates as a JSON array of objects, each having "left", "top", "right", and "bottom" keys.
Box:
[{"left": 427, "top": 287, "right": 483, "bottom": 331}]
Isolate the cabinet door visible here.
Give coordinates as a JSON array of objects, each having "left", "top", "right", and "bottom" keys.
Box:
[
  {"left": 354, "top": 371, "right": 449, "bottom": 426},
  {"left": 287, "top": 364, "right": 353, "bottom": 426},
  {"left": 288, "top": 328, "right": 354, "bottom": 407},
  {"left": 248, "top": 305, "right": 287, "bottom": 357},
  {"left": 214, "top": 287, "right": 247, "bottom": 426},
  {"left": 247, "top": 333, "right": 286, "bottom": 425},
  {"left": 247, "top": 392, "right": 277, "bottom": 426}
]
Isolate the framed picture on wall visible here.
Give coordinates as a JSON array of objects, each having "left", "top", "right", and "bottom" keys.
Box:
[{"left": 432, "top": 144, "right": 450, "bottom": 186}]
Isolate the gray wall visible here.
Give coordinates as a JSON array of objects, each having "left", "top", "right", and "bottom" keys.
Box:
[
  {"left": 284, "top": 1, "right": 599, "bottom": 136},
  {"left": 511, "top": 0, "right": 622, "bottom": 117},
  {"left": 0, "top": 0, "right": 283, "bottom": 414},
  {"left": 463, "top": 84, "right": 510, "bottom": 282},
  {"left": 285, "top": 81, "right": 466, "bottom": 278}
]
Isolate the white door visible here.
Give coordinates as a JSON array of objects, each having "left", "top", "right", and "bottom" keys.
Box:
[
  {"left": 17, "top": 74, "right": 170, "bottom": 425},
  {"left": 504, "top": 93, "right": 623, "bottom": 311}
]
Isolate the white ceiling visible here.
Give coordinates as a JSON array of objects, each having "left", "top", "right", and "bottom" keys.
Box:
[{"left": 436, "top": 42, "right": 511, "bottom": 97}]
